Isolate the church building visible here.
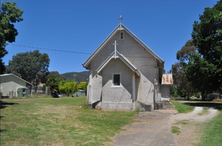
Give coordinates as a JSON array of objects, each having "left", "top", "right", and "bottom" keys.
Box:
[{"left": 83, "top": 17, "right": 172, "bottom": 111}]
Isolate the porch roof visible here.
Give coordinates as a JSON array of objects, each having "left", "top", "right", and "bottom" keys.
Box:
[{"left": 96, "top": 51, "right": 140, "bottom": 77}]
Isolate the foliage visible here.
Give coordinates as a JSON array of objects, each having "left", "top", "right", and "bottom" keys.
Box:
[
  {"left": 171, "top": 100, "right": 195, "bottom": 113},
  {"left": 187, "top": 0, "right": 222, "bottom": 99},
  {"left": 176, "top": 39, "right": 197, "bottom": 62},
  {"left": 170, "top": 86, "right": 178, "bottom": 97},
  {"left": 1, "top": 97, "right": 137, "bottom": 145},
  {"left": 46, "top": 71, "right": 66, "bottom": 81},
  {"left": 6, "top": 50, "right": 50, "bottom": 92},
  {"left": 59, "top": 80, "right": 78, "bottom": 96},
  {"left": 186, "top": 55, "right": 219, "bottom": 99},
  {"left": 0, "top": 2, "right": 23, "bottom": 73},
  {"left": 78, "top": 81, "right": 88, "bottom": 94},
  {"left": 172, "top": 39, "right": 197, "bottom": 99},
  {"left": 46, "top": 78, "right": 60, "bottom": 97}
]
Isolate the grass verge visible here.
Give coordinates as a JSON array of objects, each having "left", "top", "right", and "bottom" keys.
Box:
[
  {"left": 197, "top": 111, "right": 222, "bottom": 146},
  {"left": 171, "top": 126, "right": 181, "bottom": 135},
  {"left": 171, "top": 100, "right": 195, "bottom": 113},
  {"left": 0, "top": 97, "right": 137, "bottom": 146}
]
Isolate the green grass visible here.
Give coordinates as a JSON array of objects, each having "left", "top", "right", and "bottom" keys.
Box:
[
  {"left": 174, "top": 120, "right": 189, "bottom": 125},
  {"left": 171, "top": 100, "right": 195, "bottom": 113},
  {"left": 0, "top": 97, "right": 137, "bottom": 146},
  {"left": 171, "top": 126, "right": 181, "bottom": 135},
  {"left": 197, "top": 111, "right": 222, "bottom": 146}
]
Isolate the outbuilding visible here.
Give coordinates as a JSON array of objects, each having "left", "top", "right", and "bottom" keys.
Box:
[{"left": 0, "top": 74, "right": 33, "bottom": 98}]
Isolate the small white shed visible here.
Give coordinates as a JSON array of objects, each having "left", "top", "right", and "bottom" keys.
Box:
[
  {"left": 161, "top": 74, "right": 173, "bottom": 100},
  {"left": 0, "top": 74, "right": 33, "bottom": 98}
]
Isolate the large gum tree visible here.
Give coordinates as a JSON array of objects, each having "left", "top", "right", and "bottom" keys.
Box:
[{"left": 186, "top": 0, "right": 222, "bottom": 100}]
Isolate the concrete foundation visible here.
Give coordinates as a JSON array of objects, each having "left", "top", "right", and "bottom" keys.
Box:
[
  {"left": 88, "top": 100, "right": 158, "bottom": 111},
  {"left": 101, "top": 102, "right": 135, "bottom": 111}
]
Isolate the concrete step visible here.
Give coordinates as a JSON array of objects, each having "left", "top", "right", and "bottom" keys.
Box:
[{"left": 162, "top": 101, "right": 174, "bottom": 109}]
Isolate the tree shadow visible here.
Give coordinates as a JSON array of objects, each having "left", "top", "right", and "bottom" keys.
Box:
[
  {"left": 184, "top": 102, "right": 222, "bottom": 110},
  {"left": 0, "top": 100, "right": 18, "bottom": 109},
  {"left": 0, "top": 100, "right": 18, "bottom": 133},
  {"left": 0, "top": 129, "right": 6, "bottom": 133}
]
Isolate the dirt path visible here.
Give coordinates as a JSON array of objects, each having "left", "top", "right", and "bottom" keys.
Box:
[
  {"left": 170, "top": 107, "right": 218, "bottom": 123},
  {"left": 112, "top": 110, "right": 178, "bottom": 146},
  {"left": 169, "top": 107, "right": 219, "bottom": 146},
  {"left": 112, "top": 107, "right": 219, "bottom": 146}
]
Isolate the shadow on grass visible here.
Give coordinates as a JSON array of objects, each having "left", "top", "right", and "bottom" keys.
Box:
[
  {"left": 0, "top": 101, "right": 18, "bottom": 133},
  {"left": 184, "top": 102, "right": 222, "bottom": 110},
  {"left": 0, "top": 129, "right": 6, "bottom": 133},
  {"left": 0, "top": 100, "right": 18, "bottom": 109}
]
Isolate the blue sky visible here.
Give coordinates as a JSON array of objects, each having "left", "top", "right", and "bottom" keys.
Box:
[{"left": 2, "top": 0, "right": 218, "bottom": 74}]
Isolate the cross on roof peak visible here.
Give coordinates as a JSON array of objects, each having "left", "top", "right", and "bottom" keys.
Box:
[{"left": 118, "top": 15, "right": 123, "bottom": 24}]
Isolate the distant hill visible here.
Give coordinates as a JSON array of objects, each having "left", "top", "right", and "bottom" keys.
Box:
[{"left": 61, "top": 71, "right": 89, "bottom": 83}]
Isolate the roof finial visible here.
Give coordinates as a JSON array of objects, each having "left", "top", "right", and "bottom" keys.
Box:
[{"left": 118, "top": 15, "right": 123, "bottom": 24}]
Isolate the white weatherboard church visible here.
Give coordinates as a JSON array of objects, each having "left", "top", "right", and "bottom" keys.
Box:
[{"left": 83, "top": 16, "right": 172, "bottom": 111}]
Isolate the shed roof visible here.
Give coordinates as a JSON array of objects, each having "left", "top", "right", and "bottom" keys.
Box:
[
  {"left": 162, "top": 74, "right": 173, "bottom": 85},
  {"left": 83, "top": 23, "right": 164, "bottom": 69},
  {"left": 0, "top": 74, "right": 33, "bottom": 86}
]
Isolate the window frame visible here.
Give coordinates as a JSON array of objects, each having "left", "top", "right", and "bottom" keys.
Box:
[
  {"left": 112, "top": 73, "right": 121, "bottom": 87},
  {"left": 120, "top": 32, "right": 124, "bottom": 40}
]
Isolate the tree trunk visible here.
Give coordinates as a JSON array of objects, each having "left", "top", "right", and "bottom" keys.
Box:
[
  {"left": 187, "top": 93, "right": 190, "bottom": 100},
  {"left": 201, "top": 92, "right": 207, "bottom": 101}
]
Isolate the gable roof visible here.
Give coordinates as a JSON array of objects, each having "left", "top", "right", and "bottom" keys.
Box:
[
  {"left": 96, "top": 51, "right": 140, "bottom": 77},
  {"left": 0, "top": 74, "right": 33, "bottom": 86},
  {"left": 83, "top": 23, "right": 164, "bottom": 69}
]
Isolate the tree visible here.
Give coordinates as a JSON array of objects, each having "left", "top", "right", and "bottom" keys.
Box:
[
  {"left": 46, "top": 71, "right": 66, "bottom": 81},
  {"left": 6, "top": 50, "right": 50, "bottom": 92},
  {"left": 186, "top": 0, "right": 222, "bottom": 99},
  {"left": 78, "top": 82, "right": 88, "bottom": 94},
  {"left": 172, "top": 39, "right": 197, "bottom": 99},
  {"left": 176, "top": 39, "right": 197, "bottom": 62},
  {"left": 59, "top": 80, "right": 78, "bottom": 96},
  {"left": 0, "top": 2, "right": 23, "bottom": 73},
  {"left": 46, "top": 78, "right": 60, "bottom": 97},
  {"left": 186, "top": 55, "right": 219, "bottom": 100}
]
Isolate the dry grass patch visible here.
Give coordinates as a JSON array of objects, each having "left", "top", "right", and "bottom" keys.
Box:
[{"left": 1, "top": 97, "right": 137, "bottom": 146}]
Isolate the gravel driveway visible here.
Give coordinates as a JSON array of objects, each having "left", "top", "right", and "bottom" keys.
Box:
[
  {"left": 112, "top": 106, "right": 218, "bottom": 146},
  {"left": 113, "top": 109, "right": 178, "bottom": 146}
]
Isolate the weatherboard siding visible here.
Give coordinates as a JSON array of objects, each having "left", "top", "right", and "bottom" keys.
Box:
[{"left": 0, "top": 75, "right": 26, "bottom": 97}]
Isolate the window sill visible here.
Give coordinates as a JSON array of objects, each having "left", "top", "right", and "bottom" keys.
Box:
[{"left": 112, "top": 85, "right": 122, "bottom": 88}]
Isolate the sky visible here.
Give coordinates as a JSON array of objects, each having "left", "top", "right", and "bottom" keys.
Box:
[{"left": 2, "top": 0, "right": 219, "bottom": 74}]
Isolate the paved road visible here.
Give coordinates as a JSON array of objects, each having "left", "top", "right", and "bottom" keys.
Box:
[{"left": 113, "top": 110, "right": 178, "bottom": 146}]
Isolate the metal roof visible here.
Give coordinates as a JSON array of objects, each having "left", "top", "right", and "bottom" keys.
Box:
[
  {"left": 82, "top": 23, "right": 164, "bottom": 69},
  {"left": 0, "top": 74, "right": 33, "bottom": 86},
  {"left": 162, "top": 74, "right": 173, "bottom": 85}
]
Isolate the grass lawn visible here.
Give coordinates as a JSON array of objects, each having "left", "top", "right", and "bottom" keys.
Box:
[
  {"left": 171, "top": 100, "right": 195, "bottom": 113},
  {"left": 197, "top": 103, "right": 222, "bottom": 146},
  {"left": 197, "top": 111, "right": 222, "bottom": 146},
  {"left": 0, "top": 97, "right": 137, "bottom": 146}
]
